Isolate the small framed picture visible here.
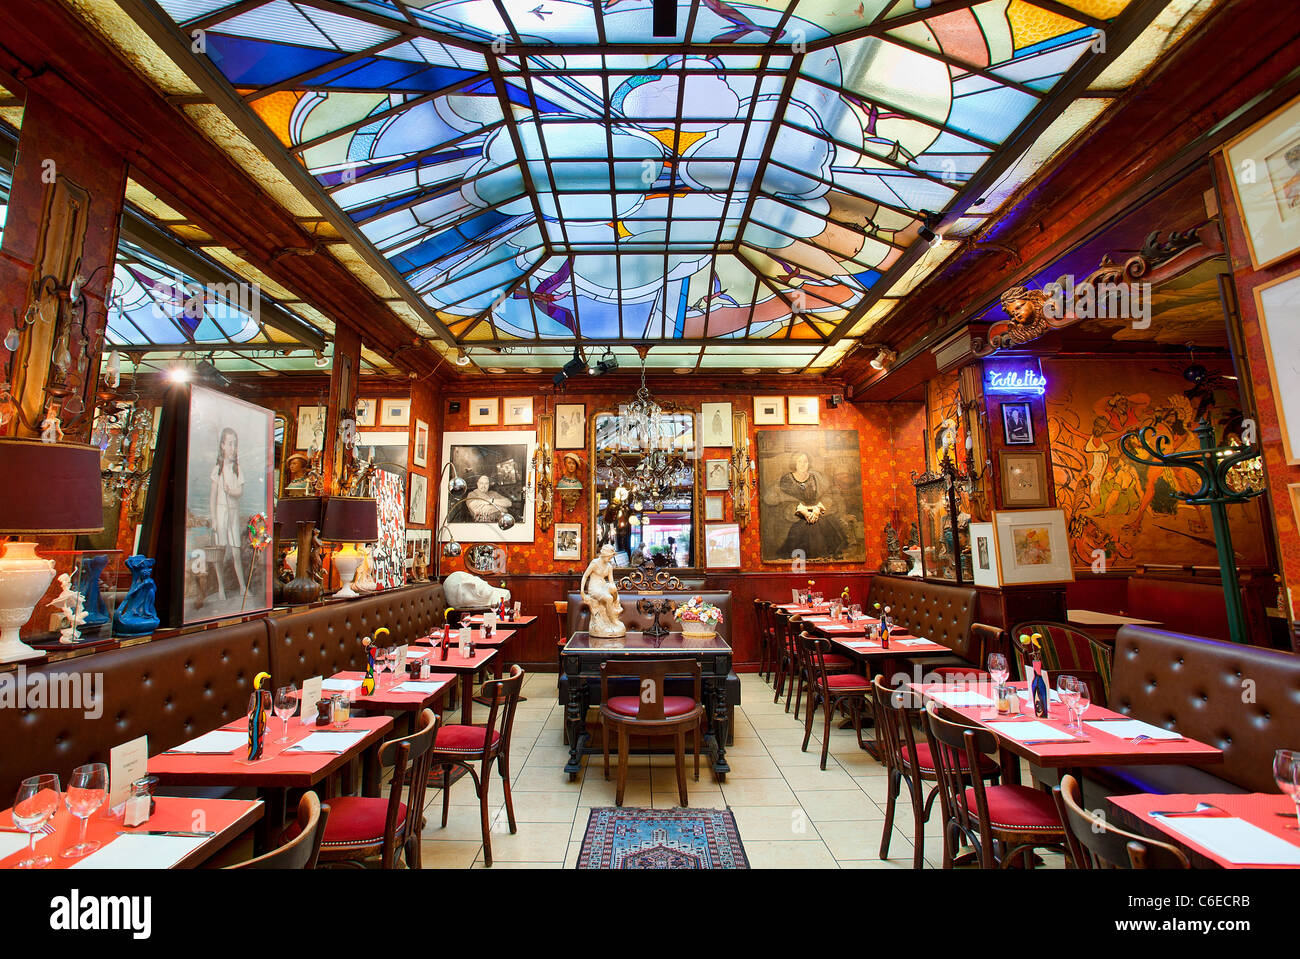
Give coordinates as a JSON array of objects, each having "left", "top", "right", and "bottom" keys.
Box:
[
  {"left": 555, "top": 403, "right": 586, "bottom": 449},
  {"left": 468, "top": 398, "right": 498, "bottom": 426},
  {"left": 503, "top": 396, "right": 533, "bottom": 425},
  {"left": 999, "top": 451, "right": 1049, "bottom": 508},
  {"left": 1254, "top": 269, "right": 1300, "bottom": 464},
  {"left": 408, "top": 472, "right": 428, "bottom": 525},
  {"left": 705, "top": 458, "right": 730, "bottom": 491},
  {"left": 554, "top": 523, "right": 582, "bottom": 561},
  {"left": 1001, "top": 401, "right": 1034, "bottom": 445},
  {"left": 1223, "top": 95, "right": 1300, "bottom": 269},
  {"left": 969, "top": 521, "right": 1000, "bottom": 588},
  {"left": 295, "top": 405, "right": 325, "bottom": 451},
  {"left": 355, "top": 397, "right": 377, "bottom": 427},
  {"left": 754, "top": 396, "right": 785, "bottom": 425},
  {"left": 412, "top": 419, "right": 429, "bottom": 468},
  {"left": 381, "top": 397, "right": 411, "bottom": 427},
  {"left": 993, "top": 509, "right": 1074, "bottom": 585},
  {"left": 700, "top": 402, "right": 733, "bottom": 447},
  {"left": 787, "top": 396, "right": 819, "bottom": 425},
  {"left": 704, "top": 523, "right": 741, "bottom": 569},
  {"left": 705, "top": 494, "right": 724, "bottom": 521}
]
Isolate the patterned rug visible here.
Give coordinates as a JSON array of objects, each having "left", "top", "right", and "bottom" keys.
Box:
[{"left": 576, "top": 807, "right": 749, "bottom": 869}]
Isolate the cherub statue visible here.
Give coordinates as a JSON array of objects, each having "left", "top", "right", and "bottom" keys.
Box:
[
  {"left": 52, "top": 572, "right": 88, "bottom": 644},
  {"left": 580, "top": 544, "right": 626, "bottom": 638},
  {"left": 997, "top": 286, "right": 1052, "bottom": 344},
  {"left": 41, "top": 401, "right": 65, "bottom": 444}
]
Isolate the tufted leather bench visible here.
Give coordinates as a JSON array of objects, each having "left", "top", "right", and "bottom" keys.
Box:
[
  {"left": 866, "top": 575, "right": 999, "bottom": 666},
  {"left": 1084, "top": 625, "right": 1300, "bottom": 798}
]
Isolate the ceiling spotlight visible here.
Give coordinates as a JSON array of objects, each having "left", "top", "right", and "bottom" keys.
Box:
[
  {"left": 167, "top": 365, "right": 191, "bottom": 384},
  {"left": 195, "top": 357, "right": 231, "bottom": 388},
  {"left": 597, "top": 349, "right": 618, "bottom": 375},
  {"left": 313, "top": 351, "right": 328, "bottom": 368},
  {"left": 918, "top": 209, "right": 943, "bottom": 247},
  {"left": 454, "top": 349, "right": 471, "bottom": 366},
  {"left": 870, "top": 347, "right": 897, "bottom": 371}
]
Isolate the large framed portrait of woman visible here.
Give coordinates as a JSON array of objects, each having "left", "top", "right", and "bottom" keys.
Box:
[{"left": 755, "top": 430, "right": 866, "bottom": 563}]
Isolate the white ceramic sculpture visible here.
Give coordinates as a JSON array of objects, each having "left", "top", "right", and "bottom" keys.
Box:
[
  {"left": 51, "top": 573, "right": 88, "bottom": 644},
  {"left": 580, "top": 545, "right": 626, "bottom": 638},
  {"left": 443, "top": 570, "right": 510, "bottom": 610}
]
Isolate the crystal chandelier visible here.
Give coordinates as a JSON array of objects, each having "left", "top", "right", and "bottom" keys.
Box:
[{"left": 601, "top": 358, "right": 692, "bottom": 513}]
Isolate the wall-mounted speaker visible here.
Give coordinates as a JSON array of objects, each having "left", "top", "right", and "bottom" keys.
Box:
[
  {"left": 449, "top": 400, "right": 461, "bottom": 413},
  {"left": 829, "top": 394, "right": 843, "bottom": 408}
]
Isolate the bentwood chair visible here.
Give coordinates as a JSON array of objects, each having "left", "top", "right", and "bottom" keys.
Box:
[
  {"left": 870, "top": 675, "right": 999, "bottom": 868},
  {"left": 923, "top": 703, "right": 1068, "bottom": 869},
  {"left": 778, "top": 612, "right": 852, "bottom": 716},
  {"left": 797, "top": 633, "right": 872, "bottom": 770},
  {"left": 429, "top": 665, "right": 525, "bottom": 867},
  {"left": 753, "top": 599, "right": 773, "bottom": 682},
  {"left": 1010, "top": 621, "right": 1112, "bottom": 703},
  {"left": 228, "top": 792, "right": 328, "bottom": 870},
  {"left": 302, "top": 708, "right": 438, "bottom": 869},
  {"left": 599, "top": 659, "right": 705, "bottom": 807},
  {"left": 1052, "top": 774, "right": 1190, "bottom": 869}
]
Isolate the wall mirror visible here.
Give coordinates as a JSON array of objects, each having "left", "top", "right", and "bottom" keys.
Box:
[{"left": 591, "top": 407, "right": 698, "bottom": 570}]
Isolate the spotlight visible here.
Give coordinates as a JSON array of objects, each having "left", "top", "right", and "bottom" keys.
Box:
[
  {"left": 555, "top": 346, "right": 586, "bottom": 386},
  {"left": 454, "top": 349, "right": 471, "bottom": 366},
  {"left": 597, "top": 349, "right": 619, "bottom": 375},
  {"left": 918, "top": 209, "right": 943, "bottom": 247},
  {"left": 168, "top": 366, "right": 191, "bottom": 384},
  {"left": 314, "top": 351, "right": 328, "bottom": 368},
  {"left": 195, "top": 357, "right": 231, "bottom": 388},
  {"left": 870, "top": 347, "right": 896, "bottom": 371}
]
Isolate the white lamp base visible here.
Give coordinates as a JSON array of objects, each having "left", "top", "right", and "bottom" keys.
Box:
[
  {"left": 332, "top": 545, "right": 364, "bottom": 599},
  {"left": 0, "top": 541, "right": 55, "bottom": 663}
]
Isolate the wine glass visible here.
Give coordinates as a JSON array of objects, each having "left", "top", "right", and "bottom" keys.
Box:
[
  {"left": 12, "top": 774, "right": 60, "bottom": 868},
  {"left": 987, "top": 653, "right": 1009, "bottom": 687},
  {"left": 274, "top": 684, "right": 297, "bottom": 743},
  {"left": 850, "top": 604, "right": 862, "bottom": 621},
  {"left": 1273, "top": 749, "right": 1300, "bottom": 829},
  {"left": 1056, "top": 675, "right": 1080, "bottom": 730},
  {"left": 1074, "top": 679, "right": 1091, "bottom": 729},
  {"left": 60, "top": 763, "right": 108, "bottom": 859}
]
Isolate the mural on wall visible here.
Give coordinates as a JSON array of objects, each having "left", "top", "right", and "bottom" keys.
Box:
[
  {"left": 1043, "top": 359, "right": 1267, "bottom": 569},
  {"left": 756, "top": 429, "right": 866, "bottom": 564}
]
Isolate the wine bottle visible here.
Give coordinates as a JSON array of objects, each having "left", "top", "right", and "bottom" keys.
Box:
[{"left": 1030, "top": 660, "right": 1049, "bottom": 718}]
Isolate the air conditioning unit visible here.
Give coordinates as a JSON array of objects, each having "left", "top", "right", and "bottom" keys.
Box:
[{"left": 931, "top": 330, "right": 975, "bottom": 372}]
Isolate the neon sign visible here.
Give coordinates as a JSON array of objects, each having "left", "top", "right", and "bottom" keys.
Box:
[{"left": 985, "top": 368, "right": 1047, "bottom": 395}]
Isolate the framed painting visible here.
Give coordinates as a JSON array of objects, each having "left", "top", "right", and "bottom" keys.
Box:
[
  {"left": 295, "top": 404, "right": 325, "bottom": 451},
  {"left": 371, "top": 470, "right": 405, "bottom": 588},
  {"left": 413, "top": 419, "right": 430, "bottom": 468},
  {"left": 704, "top": 458, "right": 730, "bottom": 491},
  {"left": 554, "top": 523, "right": 582, "bottom": 561},
  {"left": 704, "top": 494, "right": 724, "bottom": 521},
  {"left": 1253, "top": 268, "right": 1300, "bottom": 464},
  {"left": 993, "top": 509, "right": 1074, "bottom": 586},
  {"left": 968, "top": 521, "right": 1000, "bottom": 588},
  {"left": 354, "top": 396, "right": 377, "bottom": 427},
  {"left": 439, "top": 430, "right": 536, "bottom": 543},
  {"left": 999, "top": 451, "right": 1049, "bottom": 508},
  {"left": 754, "top": 396, "right": 785, "bottom": 425},
  {"left": 755, "top": 429, "right": 866, "bottom": 563},
  {"left": 700, "top": 402, "right": 733, "bottom": 447},
  {"left": 555, "top": 403, "right": 586, "bottom": 449},
  {"left": 1224, "top": 95, "right": 1300, "bottom": 269},
  {"left": 502, "top": 396, "right": 533, "bottom": 425},
  {"left": 408, "top": 472, "right": 428, "bottom": 525},
  {"left": 787, "top": 396, "right": 819, "bottom": 425},
  {"left": 1000, "top": 401, "right": 1034, "bottom": 445},
  {"left": 704, "top": 523, "right": 741, "bottom": 569},
  {"left": 468, "top": 398, "right": 498, "bottom": 426},
  {"left": 380, "top": 397, "right": 411, "bottom": 427}
]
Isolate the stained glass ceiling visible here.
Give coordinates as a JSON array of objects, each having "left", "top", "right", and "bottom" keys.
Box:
[{"left": 129, "top": 0, "right": 1182, "bottom": 362}]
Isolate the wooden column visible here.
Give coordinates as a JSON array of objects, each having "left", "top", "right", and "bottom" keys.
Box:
[{"left": 324, "top": 325, "right": 361, "bottom": 495}]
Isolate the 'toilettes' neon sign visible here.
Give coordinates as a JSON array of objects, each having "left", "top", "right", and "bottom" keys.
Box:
[{"left": 986, "top": 368, "right": 1048, "bottom": 395}]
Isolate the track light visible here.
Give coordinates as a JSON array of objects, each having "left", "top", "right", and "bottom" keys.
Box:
[
  {"left": 454, "top": 349, "right": 471, "bottom": 366},
  {"left": 918, "top": 209, "right": 943, "bottom": 247},
  {"left": 870, "top": 347, "right": 896, "bottom": 371},
  {"left": 596, "top": 349, "right": 619, "bottom": 375},
  {"left": 314, "top": 351, "right": 328, "bottom": 367}
]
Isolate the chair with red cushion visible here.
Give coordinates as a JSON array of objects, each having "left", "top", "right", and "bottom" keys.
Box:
[
  {"left": 785, "top": 614, "right": 853, "bottom": 717},
  {"left": 302, "top": 708, "right": 438, "bottom": 869},
  {"left": 1052, "top": 774, "right": 1189, "bottom": 869},
  {"left": 430, "top": 666, "right": 525, "bottom": 867},
  {"left": 870, "top": 675, "right": 999, "bottom": 868},
  {"left": 796, "top": 633, "right": 871, "bottom": 770},
  {"left": 923, "top": 702, "right": 1067, "bottom": 868},
  {"left": 228, "top": 792, "right": 328, "bottom": 870},
  {"left": 599, "top": 659, "right": 705, "bottom": 807}
]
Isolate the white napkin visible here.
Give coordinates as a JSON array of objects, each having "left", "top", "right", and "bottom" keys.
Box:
[
  {"left": 986, "top": 720, "right": 1079, "bottom": 743},
  {"left": 166, "top": 730, "right": 247, "bottom": 754},
  {"left": 1017, "top": 688, "right": 1062, "bottom": 704},
  {"left": 1086, "top": 718, "right": 1183, "bottom": 740},
  {"left": 322, "top": 678, "right": 363, "bottom": 691},
  {"left": 285, "top": 730, "right": 368, "bottom": 753},
  {"left": 894, "top": 638, "right": 933, "bottom": 647},
  {"left": 391, "top": 681, "right": 443, "bottom": 694},
  {"left": 1155, "top": 817, "right": 1300, "bottom": 866},
  {"left": 0, "top": 832, "right": 36, "bottom": 859},
  {"left": 930, "top": 689, "right": 994, "bottom": 707},
  {"left": 69, "top": 833, "right": 208, "bottom": 869}
]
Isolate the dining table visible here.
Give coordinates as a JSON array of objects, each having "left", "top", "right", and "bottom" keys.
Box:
[
  {"left": 0, "top": 797, "right": 264, "bottom": 869},
  {"left": 411, "top": 636, "right": 499, "bottom": 724},
  {"left": 909, "top": 681, "right": 1223, "bottom": 785},
  {"left": 149, "top": 713, "right": 393, "bottom": 851},
  {"left": 1107, "top": 792, "right": 1300, "bottom": 869},
  {"left": 326, "top": 665, "right": 455, "bottom": 734}
]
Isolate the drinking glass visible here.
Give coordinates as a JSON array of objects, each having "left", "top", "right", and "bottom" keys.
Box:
[
  {"left": 12, "top": 774, "right": 59, "bottom": 869},
  {"left": 1056, "top": 675, "right": 1080, "bottom": 729},
  {"left": 1274, "top": 749, "right": 1300, "bottom": 829},
  {"left": 274, "top": 684, "right": 297, "bottom": 743},
  {"left": 332, "top": 693, "right": 351, "bottom": 729},
  {"left": 1074, "top": 680, "right": 1091, "bottom": 729},
  {"left": 812, "top": 592, "right": 824, "bottom": 607},
  {"left": 850, "top": 604, "right": 862, "bottom": 621},
  {"left": 61, "top": 763, "right": 108, "bottom": 859},
  {"left": 987, "top": 653, "right": 1009, "bottom": 688}
]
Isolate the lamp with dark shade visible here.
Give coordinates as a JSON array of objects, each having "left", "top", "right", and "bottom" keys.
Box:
[
  {"left": 0, "top": 438, "right": 105, "bottom": 663},
  {"left": 277, "top": 495, "right": 323, "bottom": 606},
  {"left": 320, "top": 496, "right": 378, "bottom": 599}
]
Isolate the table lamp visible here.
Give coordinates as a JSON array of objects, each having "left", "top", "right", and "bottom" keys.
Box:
[
  {"left": 320, "top": 495, "right": 379, "bottom": 599},
  {"left": 0, "top": 438, "right": 104, "bottom": 663},
  {"left": 277, "top": 495, "right": 323, "bottom": 605}
]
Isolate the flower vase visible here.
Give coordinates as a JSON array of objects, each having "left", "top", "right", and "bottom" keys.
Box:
[
  {"left": 79, "top": 554, "right": 111, "bottom": 629},
  {"left": 113, "top": 555, "right": 159, "bottom": 637}
]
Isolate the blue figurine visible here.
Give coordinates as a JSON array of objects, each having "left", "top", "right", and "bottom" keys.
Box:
[
  {"left": 114, "top": 555, "right": 160, "bottom": 636},
  {"left": 78, "top": 554, "right": 111, "bottom": 629}
]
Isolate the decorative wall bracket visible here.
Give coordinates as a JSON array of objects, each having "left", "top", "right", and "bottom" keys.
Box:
[
  {"left": 534, "top": 412, "right": 554, "bottom": 532},
  {"left": 728, "top": 409, "right": 754, "bottom": 529}
]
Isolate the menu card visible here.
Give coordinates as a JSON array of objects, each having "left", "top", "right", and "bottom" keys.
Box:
[
  {"left": 300, "top": 676, "right": 323, "bottom": 721},
  {"left": 285, "top": 730, "right": 368, "bottom": 753},
  {"left": 986, "top": 720, "right": 1080, "bottom": 743},
  {"left": 109, "top": 736, "right": 148, "bottom": 810},
  {"left": 394, "top": 645, "right": 408, "bottom": 674},
  {"left": 70, "top": 833, "right": 209, "bottom": 869},
  {"left": 1154, "top": 817, "right": 1300, "bottom": 866},
  {"left": 166, "top": 730, "right": 247, "bottom": 754},
  {"left": 1085, "top": 719, "right": 1183, "bottom": 740}
]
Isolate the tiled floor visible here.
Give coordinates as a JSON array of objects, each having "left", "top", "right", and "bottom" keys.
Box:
[{"left": 415, "top": 671, "right": 1068, "bottom": 869}]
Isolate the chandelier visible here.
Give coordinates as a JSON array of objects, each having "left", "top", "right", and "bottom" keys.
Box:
[{"left": 599, "top": 359, "right": 692, "bottom": 513}]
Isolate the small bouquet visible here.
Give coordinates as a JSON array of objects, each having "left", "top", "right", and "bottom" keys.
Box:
[{"left": 675, "top": 595, "right": 724, "bottom": 638}]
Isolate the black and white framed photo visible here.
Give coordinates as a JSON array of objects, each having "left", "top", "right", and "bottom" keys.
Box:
[
  {"left": 1000, "top": 401, "right": 1034, "bottom": 445},
  {"left": 754, "top": 396, "right": 785, "bottom": 425},
  {"left": 787, "top": 396, "right": 819, "bottom": 425},
  {"left": 413, "top": 419, "right": 430, "bottom": 468},
  {"left": 439, "top": 430, "right": 536, "bottom": 543},
  {"left": 969, "top": 521, "right": 1000, "bottom": 588},
  {"left": 355, "top": 397, "right": 377, "bottom": 427},
  {"left": 700, "top": 402, "right": 733, "bottom": 447},
  {"left": 554, "top": 523, "right": 582, "bottom": 561},
  {"left": 705, "top": 493, "right": 724, "bottom": 521},
  {"left": 502, "top": 396, "right": 533, "bottom": 425},
  {"left": 408, "top": 472, "right": 428, "bottom": 525},
  {"left": 380, "top": 397, "right": 411, "bottom": 427},
  {"left": 704, "top": 458, "right": 730, "bottom": 491},
  {"left": 295, "top": 404, "right": 325, "bottom": 451},
  {"left": 555, "top": 403, "right": 586, "bottom": 449},
  {"left": 468, "top": 398, "right": 498, "bottom": 426}
]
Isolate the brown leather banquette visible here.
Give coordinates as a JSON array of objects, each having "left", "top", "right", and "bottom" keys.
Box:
[
  {"left": 866, "top": 575, "right": 1002, "bottom": 667},
  {"left": 1088, "top": 625, "right": 1300, "bottom": 797},
  {"left": 0, "top": 583, "right": 444, "bottom": 804}
]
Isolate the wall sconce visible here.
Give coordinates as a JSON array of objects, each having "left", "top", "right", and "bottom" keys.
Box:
[
  {"left": 728, "top": 409, "right": 754, "bottom": 529},
  {"left": 534, "top": 412, "right": 554, "bottom": 532}
]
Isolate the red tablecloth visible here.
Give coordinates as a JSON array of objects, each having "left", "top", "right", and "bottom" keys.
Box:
[
  {"left": 1108, "top": 792, "right": 1300, "bottom": 869},
  {"left": 463, "top": 614, "right": 537, "bottom": 627},
  {"left": 329, "top": 670, "right": 454, "bottom": 710},
  {"left": 416, "top": 628, "right": 512, "bottom": 648},
  {"left": 408, "top": 642, "right": 498, "bottom": 672}
]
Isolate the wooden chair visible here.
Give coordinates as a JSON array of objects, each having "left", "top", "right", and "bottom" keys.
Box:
[
  {"left": 1052, "top": 774, "right": 1190, "bottom": 869},
  {"left": 774, "top": 611, "right": 851, "bottom": 715},
  {"left": 870, "top": 675, "right": 999, "bottom": 868},
  {"left": 307, "top": 708, "right": 438, "bottom": 869},
  {"left": 753, "top": 599, "right": 771, "bottom": 682},
  {"left": 227, "top": 792, "right": 328, "bottom": 870},
  {"left": 771, "top": 608, "right": 797, "bottom": 708},
  {"left": 923, "top": 702, "right": 1068, "bottom": 868},
  {"left": 599, "top": 659, "right": 705, "bottom": 807},
  {"left": 430, "top": 665, "right": 525, "bottom": 867},
  {"left": 1010, "top": 621, "right": 1112, "bottom": 703},
  {"left": 797, "top": 633, "right": 872, "bottom": 770}
]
